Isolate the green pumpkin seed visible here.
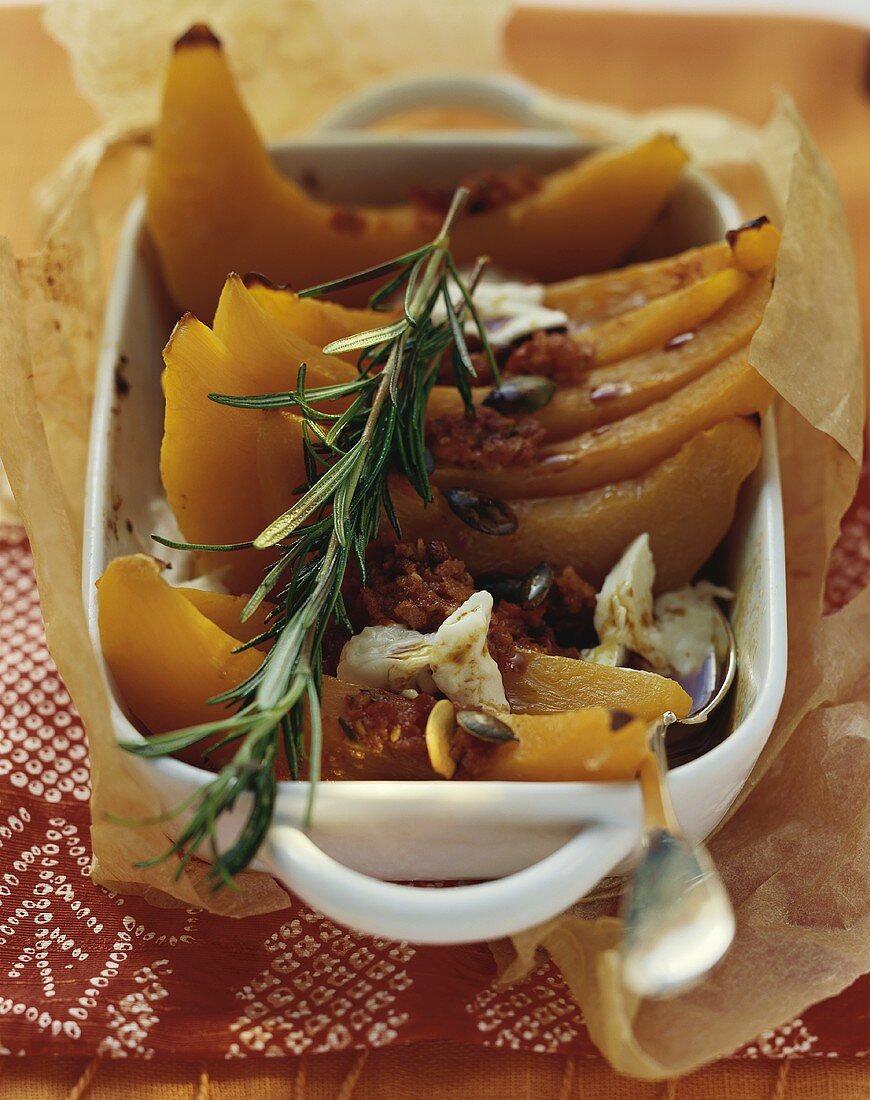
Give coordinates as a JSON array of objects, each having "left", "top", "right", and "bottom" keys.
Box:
[
  {"left": 456, "top": 709, "right": 518, "bottom": 743},
  {"left": 482, "top": 374, "right": 556, "bottom": 415},
  {"left": 520, "top": 562, "right": 554, "bottom": 609},
  {"left": 444, "top": 488, "right": 518, "bottom": 535}
]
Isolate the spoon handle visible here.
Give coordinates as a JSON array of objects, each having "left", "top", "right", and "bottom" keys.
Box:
[{"left": 639, "top": 713, "right": 680, "bottom": 833}]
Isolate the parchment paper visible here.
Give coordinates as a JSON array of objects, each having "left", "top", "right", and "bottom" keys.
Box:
[{"left": 0, "top": 0, "right": 865, "bottom": 1078}]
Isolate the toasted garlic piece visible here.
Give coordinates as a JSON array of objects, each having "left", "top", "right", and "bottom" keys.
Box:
[
  {"left": 425, "top": 698, "right": 458, "bottom": 779},
  {"left": 337, "top": 591, "right": 508, "bottom": 712}
]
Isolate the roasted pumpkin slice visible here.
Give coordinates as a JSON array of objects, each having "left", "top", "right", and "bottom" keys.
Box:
[
  {"left": 256, "top": 412, "right": 308, "bottom": 529},
  {"left": 544, "top": 218, "right": 779, "bottom": 323},
  {"left": 97, "top": 555, "right": 265, "bottom": 738},
  {"left": 726, "top": 217, "right": 782, "bottom": 274},
  {"left": 212, "top": 275, "right": 359, "bottom": 387},
  {"left": 147, "top": 30, "right": 687, "bottom": 316},
  {"left": 243, "top": 276, "right": 393, "bottom": 362},
  {"left": 546, "top": 242, "right": 732, "bottom": 324},
  {"left": 432, "top": 349, "right": 772, "bottom": 499},
  {"left": 456, "top": 708, "right": 652, "bottom": 782},
  {"left": 394, "top": 417, "right": 762, "bottom": 591},
  {"left": 426, "top": 270, "right": 771, "bottom": 439},
  {"left": 561, "top": 267, "right": 749, "bottom": 369},
  {"left": 97, "top": 554, "right": 360, "bottom": 771},
  {"left": 443, "top": 132, "right": 688, "bottom": 284},
  {"left": 161, "top": 313, "right": 308, "bottom": 592},
  {"left": 178, "top": 588, "right": 273, "bottom": 647},
  {"left": 505, "top": 651, "right": 690, "bottom": 719}
]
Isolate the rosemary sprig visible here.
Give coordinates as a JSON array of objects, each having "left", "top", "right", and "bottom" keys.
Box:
[{"left": 129, "top": 187, "right": 496, "bottom": 889}]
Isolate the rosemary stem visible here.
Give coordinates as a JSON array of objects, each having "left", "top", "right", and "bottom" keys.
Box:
[
  {"left": 362, "top": 339, "right": 403, "bottom": 442},
  {"left": 413, "top": 187, "right": 470, "bottom": 317},
  {"left": 129, "top": 185, "right": 498, "bottom": 887}
]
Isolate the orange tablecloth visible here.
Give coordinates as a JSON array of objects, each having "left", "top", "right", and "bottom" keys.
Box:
[{"left": 0, "top": 4, "right": 867, "bottom": 1097}]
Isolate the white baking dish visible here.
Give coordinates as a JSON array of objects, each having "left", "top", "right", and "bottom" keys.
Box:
[{"left": 83, "top": 75, "right": 786, "bottom": 944}]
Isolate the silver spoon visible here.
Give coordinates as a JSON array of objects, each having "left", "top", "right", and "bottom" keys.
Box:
[{"left": 620, "top": 605, "right": 737, "bottom": 999}]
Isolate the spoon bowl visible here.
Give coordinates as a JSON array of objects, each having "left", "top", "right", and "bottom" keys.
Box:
[
  {"left": 679, "top": 605, "right": 737, "bottom": 724},
  {"left": 621, "top": 827, "right": 736, "bottom": 999}
]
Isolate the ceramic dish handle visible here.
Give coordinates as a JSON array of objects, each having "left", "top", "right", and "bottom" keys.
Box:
[
  {"left": 262, "top": 819, "right": 635, "bottom": 944},
  {"left": 316, "top": 73, "right": 565, "bottom": 134}
]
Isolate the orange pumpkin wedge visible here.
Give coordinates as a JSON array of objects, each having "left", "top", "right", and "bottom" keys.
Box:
[
  {"left": 544, "top": 217, "right": 779, "bottom": 323},
  {"left": 161, "top": 313, "right": 308, "bottom": 592},
  {"left": 432, "top": 349, "right": 772, "bottom": 499},
  {"left": 242, "top": 275, "right": 391, "bottom": 363},
  {"left": 426, "top": 270, "right": 771, "bottom": 439},
  {"left": 147, "top": 30, "right": 687, "bottom": 316},
  {"left": 97, "top": 554, "right": 363, "bottom": 773},
  {"left": 393, "top": 417, "right": 762, "bottom": 591},
  {"left": 562, "top": 267, "right": 749, "bottom": 370},
  {"left": 97, "top": 555, "right": 264, "bottom": 737},
  {"left": 506, "top": 651, "right": 690, "bottom": 719},
  {"left": 178, "top": 588, "right": 273, "bottom": 648},
  {"left": 457, "top": 708, "right": 652, "bottom": 782},
  {"left": 213, "top": 275, "right": 368, "bottom": 381}
]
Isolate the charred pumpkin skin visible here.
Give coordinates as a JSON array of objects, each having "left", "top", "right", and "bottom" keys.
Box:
[
  {"left": 432, "top": 350, "right": 773, "bottom": 499},
  {"left": 393, "top": 417, "right": 762, "bottom": 592},
  {"left": 147, "top": 35, "right": 687, "bottom": 317},
  {"left": 726, "top": 217, "right": 782, "bottom": 274},
  {"left": 426, "top": 271, "right": 772, "bottom": 440}
]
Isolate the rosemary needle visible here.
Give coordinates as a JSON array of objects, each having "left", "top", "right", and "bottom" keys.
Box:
[{"left": 129, "top": 187, "right": 498, "bottom": 889}]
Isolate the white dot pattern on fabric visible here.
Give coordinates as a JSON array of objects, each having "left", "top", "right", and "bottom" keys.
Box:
[
  {"left": 224, "top": 908, "right": 415, "bottom": 1057},
  {"left": 0, "top": 536, "right": 90, "bottom": 803},
  {"left": 465, "top": 962, "right": 581, "bottom": 1054}
]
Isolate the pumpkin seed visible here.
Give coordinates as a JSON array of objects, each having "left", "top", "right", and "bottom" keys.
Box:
[
  {"left": 520, "top": 561, "right": 554, "bottom": 609},
  {"left": 482, "top": 374, "right": 556, "bottom": 415},
  {"left": 456, "top": 708, "right": 518, "bottom": 743},
  {"left": 444, "top": 487, "right": 518, "bottom": 535},
  {"left": 476, "top": 572, "right": 523, "bottom": 604}
]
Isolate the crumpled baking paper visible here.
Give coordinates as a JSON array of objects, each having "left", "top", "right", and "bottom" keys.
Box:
[{"left": 0, "top": 0, "right": 864, "bottom": 1078}]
